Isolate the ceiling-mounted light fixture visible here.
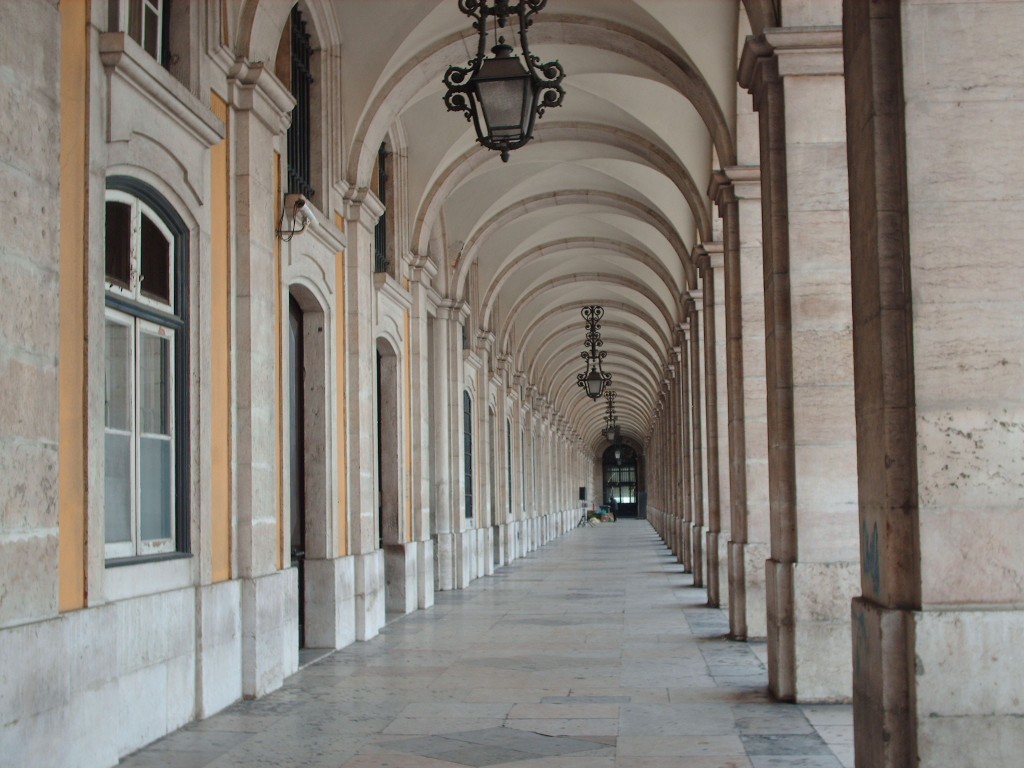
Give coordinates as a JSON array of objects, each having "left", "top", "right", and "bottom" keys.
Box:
[
  {"left": 577, "top": 305, "right": 612, "bottom": 400},
  {"left": 443, "top": 0, "right": 565, "bottom": 162},
  {"left": 603, "top": 389, "right": 619, "bottom": 442}
]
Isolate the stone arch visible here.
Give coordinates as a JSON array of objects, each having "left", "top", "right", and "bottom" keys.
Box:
[
  {"left": 345, "top": 15, "right": 736, "bottom": 190},
  {"left": 480, "top": 237, "right": 684, "bottom": 332},
  {"left": 501, "top": 273, "right": 678, "bottom": 355},
  {"left": 234, "top": 0, "right": 339, "bottom": 63},
  {"left": 510, "top": 301, "right": 672, "bottom": 373},
  {"left": 409, "top": 122, "right": 714, "bottom": 258},
  {"left": 454, "top": 191, "right": 695, "bottom": 300}
]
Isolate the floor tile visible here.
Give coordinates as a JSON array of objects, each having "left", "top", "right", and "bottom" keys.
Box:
[{"left": 118, "top": 522, "right": 855, "bottom": 768}]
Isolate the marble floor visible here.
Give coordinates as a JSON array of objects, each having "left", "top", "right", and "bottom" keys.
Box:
[{"left": 119, "top": 520, "right": 854, "bottom": 768}]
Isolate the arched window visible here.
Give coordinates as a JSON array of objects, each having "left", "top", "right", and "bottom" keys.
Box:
[
  {"left": 463, "top": 391, "right": 473, "bottom": 519},
  {"left": 104, "top": 178, "right": 189, "bottom": 560}
]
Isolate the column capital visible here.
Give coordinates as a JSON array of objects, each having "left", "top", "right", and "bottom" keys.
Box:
[
  {"left": 409, "top": 252, "right": 439, "bottom": 285},
  {"left": 225, "top": 58, "right": 295, "bottom": 136},
  {"left": 476, "top": 331, "right": 495, "bottom": 355},
  {"left": 342, "top": 186, "right": 385, "bottom": 230},
  {"left": 700, "top": 240, "right": 725, "bottom": 272},
  {"left": 764, "top": 26, "right": 843, "bottom": 77},
  {"left": 435, "top": 298, "right": 468, "bottom": 323},
  {"left": 740, "top": 28, "right": 843, "bottom": 95}
]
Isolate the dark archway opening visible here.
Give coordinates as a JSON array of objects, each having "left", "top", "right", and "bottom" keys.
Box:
[{"left": 602, "top": 444, "right": 640, "bottom": 518}]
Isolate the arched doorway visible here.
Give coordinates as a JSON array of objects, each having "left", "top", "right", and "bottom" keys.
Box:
[
  {"left": 602, "top": 444, "right": 639, "bottom": 518},
  {"left": 375, "top": 339, "right": 401, "bottom": 615},
  {"left": 288, "top": 289, "right": 328, "bottom": 649}
]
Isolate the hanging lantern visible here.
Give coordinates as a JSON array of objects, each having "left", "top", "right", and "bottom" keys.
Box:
[
  {"left": 443, "top": 0, "right": 565, "bottom": 162},
  {"left": 577, "top": 305, "right": 611, "bottom": 400}
]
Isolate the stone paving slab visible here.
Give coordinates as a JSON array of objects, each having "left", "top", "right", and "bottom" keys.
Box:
[{"left": 118, "top": 521, "right": 853, "bottom": 768}]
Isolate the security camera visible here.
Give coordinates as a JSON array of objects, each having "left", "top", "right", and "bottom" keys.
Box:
[{"left": 278, "top": 193, "right": 319, "bottom": 240}]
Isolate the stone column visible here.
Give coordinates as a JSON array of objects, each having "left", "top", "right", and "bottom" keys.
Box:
[
  {"left": 670, "top": 357, "right": 683, "bottom": 558},
  {"left": 475, "top": 332, "right": 494, "bottom": 577},
  {"left": 710, "top": 165, "right": 768, "bottom": 641},
  {"left": 445, "top": 304, "right": 471, "bottom": 589},
  {"left": 341, "top": 186, "right": 386, "bottom": 639},
  {"left": 697, "top": 243, "right": 730, "bottom": 608},
  {"left": 409, "top": 260, "right": 436, "bottom": 609},
  {"left": 741, "top": 24, "right": 860, "bottom": 702},
  {"left": 846, "top": 2, "right": 1024, "bottom": 764},
  {"left": 676, "top": 334, "right": 694, "bottom": 572},
  {"left": 431, "top": 303, "right": 454, "bottom": 591},
  {"left": 687, "top": 297, "right": 706, "bottom": 588},
  {"left": 493, "top": 355, "right": 512, "bottom": 567},
  {"left": 229, "top": 62, "right": 299, "bottom": 693}
]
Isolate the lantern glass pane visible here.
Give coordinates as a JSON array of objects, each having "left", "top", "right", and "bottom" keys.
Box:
[{"left": 477, "top": 78, "right": 530, "bottom": 138}]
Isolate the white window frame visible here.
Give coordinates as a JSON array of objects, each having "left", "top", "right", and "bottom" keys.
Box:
[
  {"left": 104, "top": 189, "right": 178, "bottom": 560},
  {"left": 105, "top": 190, "right": 175, "bottom": 314},
  {"left": 119, "top": 0, "right": 164, "bottom": 62}
]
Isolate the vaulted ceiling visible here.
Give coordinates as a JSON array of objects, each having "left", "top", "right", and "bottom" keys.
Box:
[{"left": 333, "top": 0, "right": 744, "bottom": 454}]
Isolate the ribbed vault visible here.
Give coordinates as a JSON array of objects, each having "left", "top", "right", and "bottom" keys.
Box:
[{"left": 332, "top": 0, "right": 739, "bottom": 455}]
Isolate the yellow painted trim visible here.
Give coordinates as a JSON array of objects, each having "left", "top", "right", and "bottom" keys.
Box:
[
  {"left": 210, "top": 93, "right": 231, "bottom": 582},
  {"left": 274, "top": 154, "right": 284, "bottom": 571},
  {"left": 334, "top": 213, "right": 348, "bottom": 556},
  {"left": 58, "top": 0, "right": 90, "bottom": 612},
  {"left": 404, "top": 310, "right": 412, "bottom": 542}
]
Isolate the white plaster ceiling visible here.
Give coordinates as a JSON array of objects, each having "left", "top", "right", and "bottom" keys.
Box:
[{"left": 333, "top": 0, "right": 741, "bottom": 453}]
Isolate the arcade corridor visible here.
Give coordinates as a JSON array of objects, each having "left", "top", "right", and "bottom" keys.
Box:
[
  {"left": 119, "top": 521, "right": 852, "bottom": 768},
  {"left": 4, "top": 2, "right": 1022, "bottom": 766}
]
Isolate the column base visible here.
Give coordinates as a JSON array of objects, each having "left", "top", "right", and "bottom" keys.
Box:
[
  {"left": 706, "top": 530, "right": 720, "bottom": 606},
  {"left": 853, "top": 599, "right": 1024, "bottom": 768},
  {"left": 303, "top": 555, "right": 356, "bottom": 650},
  {"left": 197, "top": 580, "right": 242, "bottom": 718},
  {"left": 354, "top": 549, "right": 385, "bottom": 641},
  {"left": 241, "top": 568, "right": 299, "bottom": 698},
  {"left": 384, "top": 542, "right": 418, "bottom": 617},
  {"left": 691, "top": 524, "right": 705, "bottom": 587},
  {"left": 435, "top": 531, "right": 455, "bottom": 591},
  {"left": 416, "top": 539, "right": 434, "bottom": 609},
  {"left": 681, "top": 519, "right": 693, "bottom": 571}
]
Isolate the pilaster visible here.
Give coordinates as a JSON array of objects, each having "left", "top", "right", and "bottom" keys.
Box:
[
  {"left": 742, "top": 25, "right": 859, "bottom": 701},
  {"left": 709, "top": 164, "right": 766, "bottom": 640},
  {"left": 687, "top": 295, "right": 705, "bottom": 588},
  {"left": 342, "top": 187, "right": 386, "bottom": 640}
]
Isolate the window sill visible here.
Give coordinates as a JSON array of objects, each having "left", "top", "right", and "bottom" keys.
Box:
[{"left": 104, "top": 552, "right": 194, "bottom": 603}]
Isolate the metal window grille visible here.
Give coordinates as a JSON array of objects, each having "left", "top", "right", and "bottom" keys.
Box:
[
  {"left": 287, "top": 6, "right": 315, "bottom": 200},
  {"left": 464, "top": 391, "right": 473, "bottom": 518},
  {"left": 374, "top": 142, "right": 389, "bottom": 273}
]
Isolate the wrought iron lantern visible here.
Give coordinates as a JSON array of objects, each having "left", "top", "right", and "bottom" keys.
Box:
[
  {"left": 443, "top": 0, "right": 565, "bottom": 162},
  {"left": 577, "top": 305, "right": 611, "bottom": 400},
  {"left": 603, "top": 389, "right": 619, "bottom": 442}
]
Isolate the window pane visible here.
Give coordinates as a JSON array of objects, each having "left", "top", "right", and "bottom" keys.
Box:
[
  {"left": 105, "top": 201, "right": 132, "bottom": 288},
  {"left": 105, "top": 432, "right": 132, "bottom": 544},
  {"left": 140, "top": 436, "right": 171, "bottom": 540},
  {"left": 127, "top": 0, "right": 143, "bottom": 45},
  {"left": 140, "top": 214, "right": 171, "bottom": 304},
  {"left": 143, "top": 4, "right": 158, "bottom": 58},
  {"left": 139, "top": 332, "right": 170, "bottom": 435},
  {"left": 105, "top": 320, "right": 131, "bottom": 430}
]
